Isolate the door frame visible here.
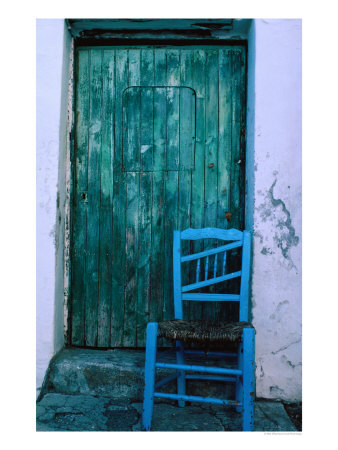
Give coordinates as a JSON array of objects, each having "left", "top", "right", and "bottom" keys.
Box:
[{"left": 64, "top": 19, "right": 249, "bottom": 346}]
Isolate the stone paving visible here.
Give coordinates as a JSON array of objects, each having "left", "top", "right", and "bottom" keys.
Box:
[{"left": 36, "top": 393, "right": 298, "bottom": 432}]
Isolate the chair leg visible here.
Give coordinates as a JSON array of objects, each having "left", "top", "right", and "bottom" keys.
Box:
[
  {"left": 242, "top": 327, "right": 255, "bottom": 431},
  {"left": 235, "top": 341, "right": 243, "bottom": 413},
  {"left": 176, "top": 340, "right": 186, "bottom": 407},
  {"left": 142, "top": 322, "right": 158, "bottom": 431}
]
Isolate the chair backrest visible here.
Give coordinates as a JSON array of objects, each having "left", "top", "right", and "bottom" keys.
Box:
[{"left": 173, "top": 228, "right": 251, "bottom": 322}]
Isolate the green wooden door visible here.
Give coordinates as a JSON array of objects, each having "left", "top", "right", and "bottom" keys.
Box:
[{"left": 71, "top": 45, "right": 246, "bottom": 348}]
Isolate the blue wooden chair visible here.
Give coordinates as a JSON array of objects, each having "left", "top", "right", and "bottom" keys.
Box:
[{"left": 142, "top": 228, "right": 255, "bottom": 431}]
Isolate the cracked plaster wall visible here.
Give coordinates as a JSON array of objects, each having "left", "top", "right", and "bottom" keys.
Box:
[
  {"left": 36, "top": 19, "right": 72, "bottom": 398},
  {"left": 249, "top": 19, "right": 302, "bottom": 401}
]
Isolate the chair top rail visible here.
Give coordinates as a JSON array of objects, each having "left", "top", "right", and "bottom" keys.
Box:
[
  {"left": 180, "top": 227, "right": 243, "bottom": 241},
  {"left": 181, "top": 240, "right": 242, "bottom": 262}
]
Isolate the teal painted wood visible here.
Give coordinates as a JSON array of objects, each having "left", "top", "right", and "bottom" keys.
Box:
[
  {"left": 124, "top": 171, "right": 140, "bottom": 346},
  {"left": 204, "top": 49, "right": 219, "bottom": 321},
  {"left": 189, "top": 48, "right": 206, "bottom": 323},
  {"left": 151, "top": 50, "right": 167, "bottom": 345},
  {"left": 137, "top": 171, "right": 152, "bottom": 346},
  {"left": 97, "top": 49, "right": 114, "bottom": 347},
  {"left": 179, "top": 50, "right": 194, "bottom": 321},
  {"left": 71, "top": 49, "right": 90, "bottom": 346},
  {"left": 110, "top": 49, "right": 128, "bottom": 347},
  {"left": 71, "top": 45, "right": 247, "bottom": 348},
  {"left": 163, "top": 171, "right": 178, "bottom": 325},
  {"left": 85, "top": 49, "right": 102, "bottom": 347}
]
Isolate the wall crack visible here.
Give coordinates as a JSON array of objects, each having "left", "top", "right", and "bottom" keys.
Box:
[{"left": 257, "top": 177, "right": 299, "bottom": 270}]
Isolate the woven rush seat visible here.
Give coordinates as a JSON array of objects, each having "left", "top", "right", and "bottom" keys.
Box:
[{"left": 158, "top": 319, "right": 254, "bottom": 344}]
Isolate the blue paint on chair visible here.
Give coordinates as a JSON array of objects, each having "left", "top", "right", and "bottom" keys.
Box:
[{"left": 142, "top": 228, "right": 255, "bottom": 431}]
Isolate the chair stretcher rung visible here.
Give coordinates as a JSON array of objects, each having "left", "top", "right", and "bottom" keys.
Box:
[
  {"left": 154, "top": 374, "right": 178, "bottom": 389},
  {"left": 185, "top": 374, "right": 237, "bottom": 382},
  {"left": 182, "top": 349, "right": 237, "bottom": 358},
  {"left": 155, "top": 362, "right": 242, "bottom": 376},
  {"left": 153, "top": 392, "right": 242, "bottom": 407}
]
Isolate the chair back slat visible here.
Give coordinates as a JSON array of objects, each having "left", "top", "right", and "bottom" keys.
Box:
[
  {"left": 173, "top": 229, "right": 251, "bottom": 322},
  {"left": 213, "top": 254, "right": 218, "bottom": 278},
  {"left": 182, "top": 271, "right": 242, "bottom": 292},
  {"left": 205, "top": 256, "right": 209, "bottom": 280},
  {"left": 196, "top": 258, "right": 201, "bottom": 283},
  {"left": 181, "top": 241, "right": 242, "bottom": 262},
  {"left": 182, "top": 293, "right": 240, "bottom": 301},
  {"left": 222, "top": 251, "right": 226, "bottom": 276}
]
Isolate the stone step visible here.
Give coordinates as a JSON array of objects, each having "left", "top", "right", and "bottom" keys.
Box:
[{"left": 46, "top": 347, "right": 236, "bottom": 402}]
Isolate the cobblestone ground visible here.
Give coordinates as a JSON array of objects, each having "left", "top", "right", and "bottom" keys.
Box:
[{"left": 36, "top": 393, "right": 298, "bottom": 432}]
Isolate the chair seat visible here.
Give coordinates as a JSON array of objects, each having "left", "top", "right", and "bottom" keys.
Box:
[{"left": 158, "top": 319, "right": 254, "bottom": 344}]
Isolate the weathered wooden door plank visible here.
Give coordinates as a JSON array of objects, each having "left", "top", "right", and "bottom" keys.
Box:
[
  {"left": 204, "top": 49, "right": 220, "bottom": 322},
  {"left": 189, "top": 48, "right": 206, "bottom": 322},
  {"left": 137, "top": 50, "right": 155, "bottom": 346},
  {"left": 85, "top": 49, "right": 103, "bottom": 347},
  {"left": 71, "top": 49, "right": 90, "bottom": 346},
  {"left": 110, "top": 49, "right": 128, "bottom": 347},
  {"left": 97, "top": 49, "right": 115, "bottom": 347},
  {"left": 179, "top": 49, "right": 193, "bottom": 320}
]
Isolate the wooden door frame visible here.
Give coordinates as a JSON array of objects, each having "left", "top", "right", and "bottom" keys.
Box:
[{"left": 64, "top": 19, "right": 249, "bottom": 346}]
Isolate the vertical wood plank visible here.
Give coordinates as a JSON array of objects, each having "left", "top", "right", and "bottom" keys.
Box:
[
  {"left": 230, "top": 48, "right": 246, "bottom": 230},
  {"left": 123, "top": 50, "right": 141, "bottom": 346},
  {"left": 124, "top": 171, "right": 139, "bottom": 346},
  {"left": 152, "top": 50, "right": 167, "bottom": 345},
  {"left": 137, "top": 172, "right": 152, "bottom": 345},
  {"left": 137, "top": 49, "right": 154, "bottom": 346},
  {"left": 97, "top": 49, "right": 114, "bottom": 347},
  {"left": 217, "top": 49, "right": 234, "bottom": 322},
  {"left": 111, "top": 49, "right": 128, "bottom": 347},
  {"left": 179, "top": 49, "right": 193, "bottom": 320},
  {"left": 71, "top": 49, "right": 89, "bottom": 346},
  {"left": 163, "top": 170, "right": 179, "bottom": 323},
  {"left": 166, "top": 49, "right": 180, "bottom": 171},
  {"left": 153, "top": 50, "right": 167, "bottom": 172},
  {"left": 204, "top": 49, "right": 219, "bottom": 321},
  {"left": 140, "top": 49, "right": 154, "bottom": 171},
  {"left": 85, "top": 49, "right": 102, "bottom": 347},
  {"left": 189, "top": 49, "right": 206, "bottom": 321},
  {"left": 217, "top": 49, "right": 232, "bottom": 229},
  {"left": 150, "top": 171, "right": 165, "bottom": 324},
  {"left": 163, "top": 49, "right": 180, "bottom": 328},
  {"left": 124, "top": 50, "right": 141, "bottom": 171}
]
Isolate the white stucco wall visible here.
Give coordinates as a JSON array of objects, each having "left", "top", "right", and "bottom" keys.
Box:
[
  {"left": 249, "top": 19, "right": 302, "bottom": 401},
  {"left": 36, "top": 19, "right": 71, "bottom": 398}
]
